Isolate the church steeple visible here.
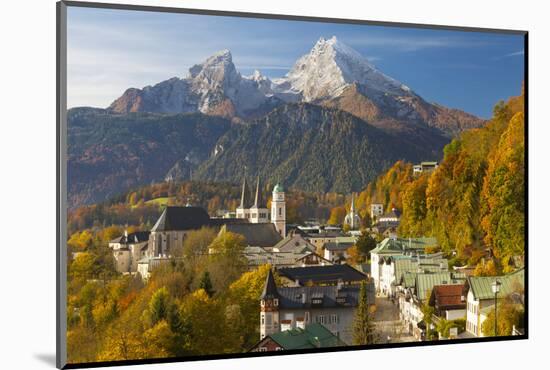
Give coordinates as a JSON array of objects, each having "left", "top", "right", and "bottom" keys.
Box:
[
  {"left": 260, "top": 268, "right": 280, "bottom": 339},
  {"left": 344, "top": 192, "right": 361, "bottom": 230},
  {"left": 239, "top": 176, "right": 251, "bottom": 209},
  {"left": 253, "top": 176, "right": 264, "bottom": 208},
  {"left": 261, "top": 269, "right": 279, "bottom": 300}
]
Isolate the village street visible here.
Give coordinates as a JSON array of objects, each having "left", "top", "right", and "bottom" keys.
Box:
[{"left": 373, "top": 295, "right": 415, "bottom": 343}]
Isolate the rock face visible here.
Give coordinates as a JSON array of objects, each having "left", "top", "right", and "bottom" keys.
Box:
[
  {"left": 67, "top": 107, "right": 231, "bottom": 207},
  {"left": 194, "top": 103, "right": 449, "bottom": 194},
  {"left": 107, "top": 36, "right": 484, "bottom": 136},
  {"left": 108, "top": 50, "right": 281, "bottom": 118},
  {"left": 276, "top": 36, "right": 484, "bottom": 137}
]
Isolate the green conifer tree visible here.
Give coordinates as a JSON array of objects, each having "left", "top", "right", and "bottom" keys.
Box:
[
  {"left": 199, "top": 271, "right": 215, "bottom": 297},
  {"left": 352, "top": 281, "right": 376, "bottom": 345}
]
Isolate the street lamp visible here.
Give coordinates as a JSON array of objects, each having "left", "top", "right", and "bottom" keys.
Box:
[{"left": 491, "top": 280, "right": 502, "bottom": 336}]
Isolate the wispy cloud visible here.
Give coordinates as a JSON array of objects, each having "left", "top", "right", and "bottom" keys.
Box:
[
  {"left": 504, "top": 50, "right": 525, "bottom": 57},
  {"left": 343, "top": 35, "right": 490, "bottom": 52},
  {"left": 491, "top": 50, "right": 525, "bottom": 60}
]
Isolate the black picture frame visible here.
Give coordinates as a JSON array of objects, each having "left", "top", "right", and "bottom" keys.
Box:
[{"left": 56, "top": 1, "right": 528, "bottom": 368}]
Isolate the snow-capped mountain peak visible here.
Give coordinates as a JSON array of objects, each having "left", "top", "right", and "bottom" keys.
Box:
[
  {"left": 281, "top": 36, "right": 410, "bottom": 101},
  {"left": 249, "top": 69, "right": 265, "bottom": 81},
  {"left": 188, "top": 49, "right": 240, "bottom": 91}
]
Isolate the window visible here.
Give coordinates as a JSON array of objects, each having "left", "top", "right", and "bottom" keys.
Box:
[
  {"left": 275, "top": 347, "right": 283, "bottom": 351},
  {"left": 279, "top": 207, "right": 282, "bottom": 216},
  {"left": 305, "top": 311, "right": 310, "bottom": 323},
  {"left": 274, "top": 298, "right": 279, "bottom": 306},
  {"left": 261, "top": 299, "right": 265, "bottom": 307},
  {"left": 316, "top": 315, "right": 326, "bottom": 324},
  {"left": 259, "top": 347, "right": 267, "bottom": 352},
  {"left": 330, "top": 314, "right": 338, "bottom": 324},
  {"left": 312, "top": 298, "right": 323, "bottom": 305},
  {"left": 261, "top": 314, "right": 265, "bottom": 325}
]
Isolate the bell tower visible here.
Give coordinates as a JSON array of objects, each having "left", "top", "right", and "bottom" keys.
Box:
[
  {"left": 271, "top": 183, "right": 286, "bottom": 237},
  {"left": 260, "top": 269, "right": 280, "bottom": 339}
]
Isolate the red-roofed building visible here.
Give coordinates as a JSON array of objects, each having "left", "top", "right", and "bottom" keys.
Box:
[{"left": 429, "top": 284, "right": 467, "bottom": 320}]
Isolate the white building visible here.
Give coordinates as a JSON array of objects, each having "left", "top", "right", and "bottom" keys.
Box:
[
  {"left": 343, "top": 193, "right": 361, "bottom": 230},
  {"left": 378, "top": 253, "right": 448, "bottom": 297},
  {"left": 271, "top": 183, "right": 286, "bottom": 237},
  {"left": 260, "top": 269, "right": 375, "bottom": 345},
  {"left": 413, "top": 161, "right": 439, "bottom": 175},
  {"left": 396, "top": 271, "right": 467, "bottom": 340},
  {"left": 108, "top": 230, "right": 150, "bottom": 273},
  {"left": 370, "top": 203, "right": 384, "bottom": 220},
  {"left": 465, "top": 268, "right": 524, "bottom": 337},
  {"left": 236, "top": 176, "right": 269, "bottom": 223},
  {"left": 369, "top": 237, "right": 438, "bottom": 293}
]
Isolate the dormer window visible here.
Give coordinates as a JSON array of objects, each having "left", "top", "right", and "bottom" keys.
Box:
[
  {"left": 311, "top": 298, "right": 323, "bottom": 305},
  {"left": 273, "top": 298, "right": 279, "bottom": 306},
  {"left": 261, "top": 299, "right": 265, "bottom": 307}
]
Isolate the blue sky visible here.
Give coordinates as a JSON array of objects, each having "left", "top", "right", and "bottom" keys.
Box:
[{"left": 67, "top": 7, "right": 525, "bottom": 118}]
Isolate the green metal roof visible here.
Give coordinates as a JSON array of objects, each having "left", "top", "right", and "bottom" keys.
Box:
[
  {"left": 273, "top": 183, "right": 284, "bottom": 192},
  {"left": 333, "top": 236, "right": 358, "bottom": 244},
  {"left": 394, "top": 259, "right": 416, "bottom": 283},
  {"left": 269, "top": 323, "right": 347, "bottom": 349},
  {"left": 402, "top": 272, "right": 417, "bottom": 289},
  {"left": 415, "top": 272, "right": 466, "bottom": 301},
  {"left": 467, "top": 268, "right": 525, "bottom": 301},
  {"left": 371, "top": 237, "right": 438, "bottom": 255}
]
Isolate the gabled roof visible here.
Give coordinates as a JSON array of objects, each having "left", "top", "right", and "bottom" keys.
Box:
[
  {"left": 323, "top": 241, "right": 355, "bottom": 251},
  {"left": 268, "top": 323, "right": 347, "bottom": 349},
  {"left": 415, "top": 272, "right": 466, "bottom": 301},
  {"left": 467, "top": 268, "right": 525, "bottom": 301},
  {"left": 401, "top": 272, "right": 417, "bottom": 289},
  {"left": 272, "top": 234, "right": 316, "bottom": 253},
  {"left": 221, "top": 223, "right": 283, "bottom": 248},
  {"left": 276, "top": 283, "right": 375, "bottom": 309},
  {"left": 261, "top": 269, "right": 279, "bottom": 300},
  {"left": 110, "top": 231, "right": 150, "bottom": 244},
  {"left": 305, "top": 231, "right": 347, "bottom": 239},
  {"left": 151, "top": 206, "right": 211, "bottom": 232},
  {"left": 294, "top": 252, "right": 333, "bottom": 265},
  {"left": 371, "top": 237, "right": 438, "bottom": 255},
  {"left": 393, "top": 258, "right": 416, "bottom": 282},
  {"left": 277, "top": 264, "right": 367, "bottom": 285},
  {"left": 429, "top": 284, "right": 467, "bottom": 310},
  {"left": 355, "top": 263, "right": 371, "bottom": 275}
]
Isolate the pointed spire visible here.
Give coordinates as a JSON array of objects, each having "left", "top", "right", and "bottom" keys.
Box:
[
  {"left": 239, "top": 174, "right": 251, "bottom": 209},
  {"left": 350, "top": 193, "right": 356, "bottom": 213},
  {"left": 261, "top": 269, "right": 279, "bottom": 300},
  {"left": 253, "top": 176, "right": 263, "bottom": 208}
]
